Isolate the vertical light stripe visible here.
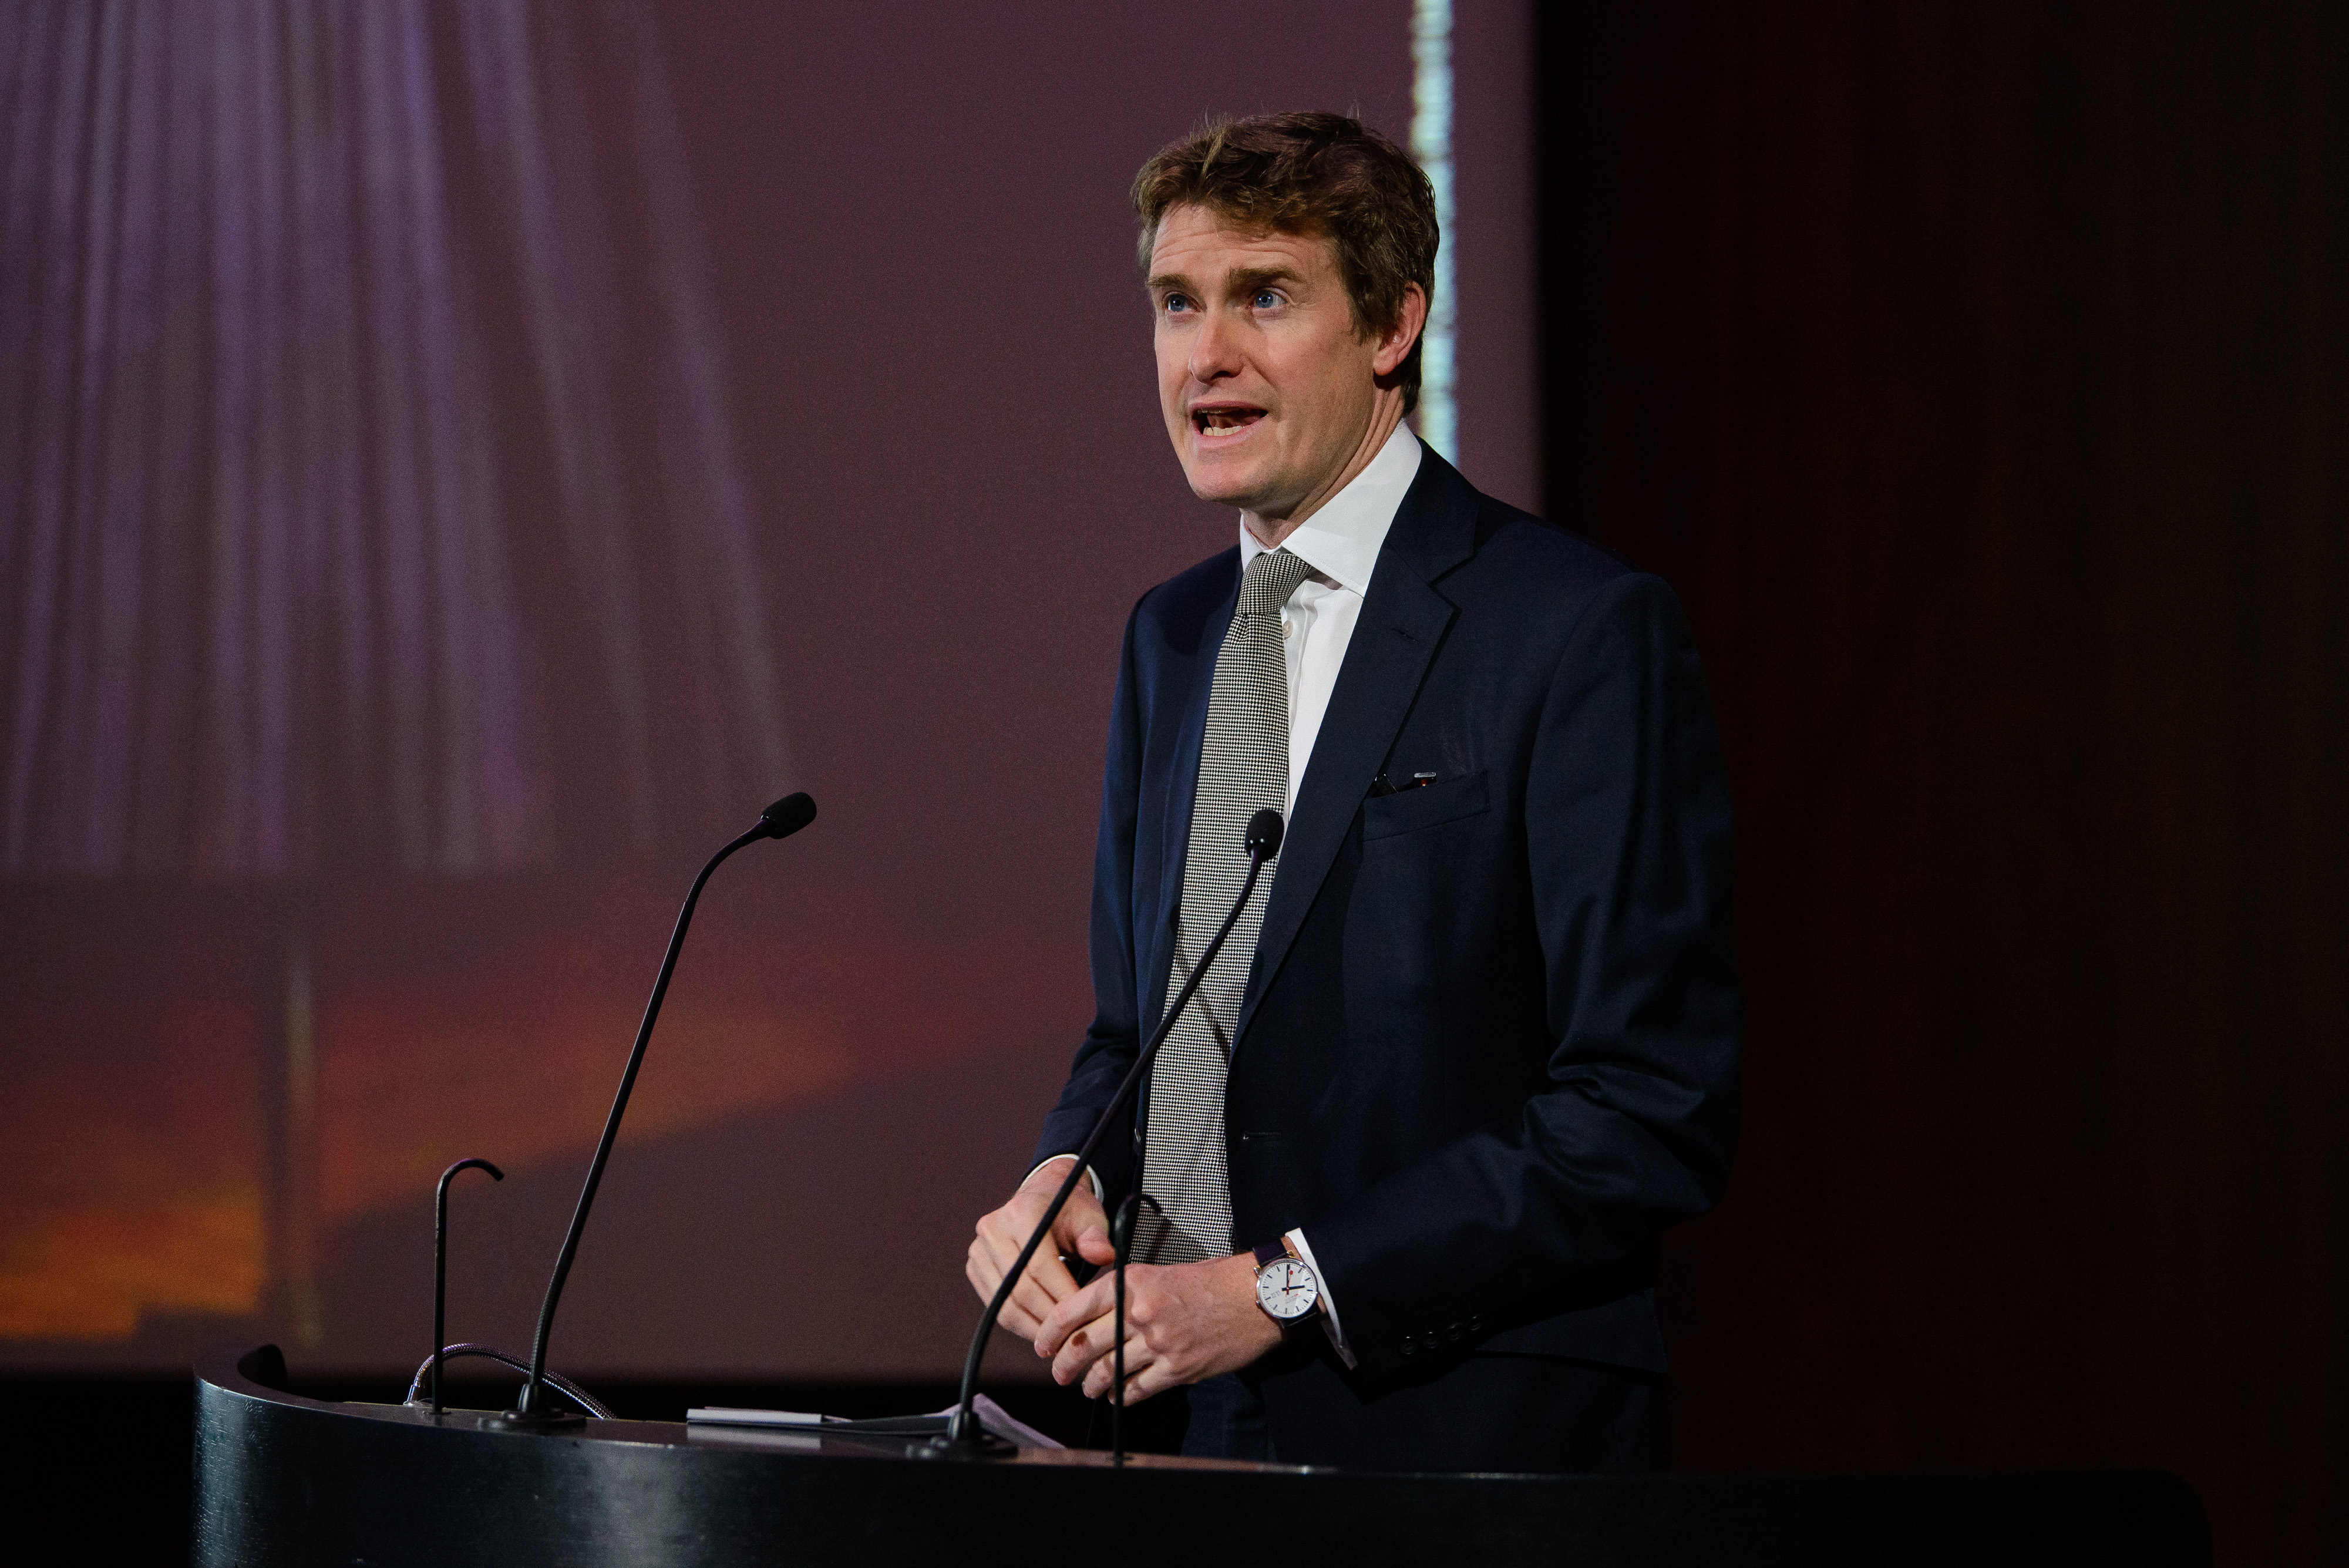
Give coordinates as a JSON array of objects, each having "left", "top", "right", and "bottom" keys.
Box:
[
  {"left": 130, "top": 0, "right": 213, "bottom": 867},
  {"left": 1411, "top": 0, "right": 1457, "bottom": 463},
  {"left": 392, "top": 0, "right": 484, "bottom": 870},
  {"left": 603, "top": 0, "right": 790, "bottom": 808},
  {"left": 0, "top": 3, "right": 62, "bottom": 847},
  {"left": 82, "top": 0, "right": 166, "bottom": 872},
  {"left": 47, "top": 0, "right": 125, "bottom": 866},
  {"left": 282, "top": 924, "right": 320, "bottom": 1345},
  {"left": 245, "top": 0, "right": 296, "bottom": 874},
  {"left": 205, "top": 0, "right": 257, "bottom": 872},
  {"left": 353, "top": 0, "right": 432, "bottom": 863},
  {"left": 287, "top": 0, "right": 372, "bottom": 866},
  {"left": 461, "top": 0, "right": 657, "bottom": 850},
  {"left": 3, "top": 1, "right": 94, "bottom": 867}
]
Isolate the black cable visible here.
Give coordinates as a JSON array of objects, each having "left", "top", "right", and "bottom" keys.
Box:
[{"left": 403, "top": 1344, "right": 611, "bottom": 1420}]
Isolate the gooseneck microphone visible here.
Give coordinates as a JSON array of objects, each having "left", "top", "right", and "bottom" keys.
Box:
[
  {"left": 927, "top": 807, "right": 1284, "bottom": 1456},
  {"left": 502, "top": 792, "right": 817, "bottom": 1426},
  {"left": 429, "top": 1157, "right": 502, "bottom": 1415}
]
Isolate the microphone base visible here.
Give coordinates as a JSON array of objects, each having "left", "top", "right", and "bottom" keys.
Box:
[
  {"left": 913, "top": 1430, "right": 1018, "bottom": 1461},
  {"left": 480, "top": 1407, "right": 588, "bottom": 1432}
]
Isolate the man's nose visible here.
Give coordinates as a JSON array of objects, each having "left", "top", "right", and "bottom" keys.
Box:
[{"left": 1187, "top": 307, "right": 1244, "bottom": 382}]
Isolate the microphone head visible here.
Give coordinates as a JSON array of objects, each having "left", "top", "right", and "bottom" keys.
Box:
[
  {"left": 758, "top": 792, "right": 817, "bottom": 840},
  {"left": 1244, "top": 807, "right": 1284, "bottom": 861}
]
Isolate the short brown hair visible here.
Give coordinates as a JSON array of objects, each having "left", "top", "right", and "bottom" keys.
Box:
[{"left": 1133, "top": 112, "right": 1439, "bottom": 413}]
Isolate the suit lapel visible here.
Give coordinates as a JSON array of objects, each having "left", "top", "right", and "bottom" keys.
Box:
[
  {"left": 1234, "top": 451, "right": 1480, "bottom": 1051},
  {"left": 1142, "top": 566, "right": 1239, "bottom": 1035}
]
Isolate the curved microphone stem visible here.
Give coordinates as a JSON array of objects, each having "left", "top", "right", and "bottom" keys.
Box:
[
  {"left": 938, "top": 842, "right": 1273, "bottom": 1451},
  {"left": 431, "top": 1158, "right": 503, "bottom": 1415},
  {"left": 510, "top": 826, "right": 765, "bottom": 1421}
]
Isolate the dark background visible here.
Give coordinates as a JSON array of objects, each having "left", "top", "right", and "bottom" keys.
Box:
[
  {"left": 1541, "top": 4, "right": 2347, "bottom": 1564},
  {"left": 2, "top": 3, "right": 2344, "bottom": 1565}
]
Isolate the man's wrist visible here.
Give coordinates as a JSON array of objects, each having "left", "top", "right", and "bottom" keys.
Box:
[
  {"left": 1024, "top": 1154, "right": 1103, "bottom": 1202},
  {"left": 1223, "top": 1253, "right": 1285, "bottom": 1353}
]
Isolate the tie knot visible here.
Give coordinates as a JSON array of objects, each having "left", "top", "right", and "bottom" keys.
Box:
[{"left": 1239, "top": 547, "right": 1313, "bottom": 620}]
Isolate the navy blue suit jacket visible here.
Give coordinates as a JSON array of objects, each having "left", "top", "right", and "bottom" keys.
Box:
[{"left": 1034, "top": 450, "right": 1741, "bottom": 1466}]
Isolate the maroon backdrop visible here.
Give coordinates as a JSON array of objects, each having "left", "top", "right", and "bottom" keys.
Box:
[{"left": 0, "top": 0, "right": 1538, "bottom": 1388}]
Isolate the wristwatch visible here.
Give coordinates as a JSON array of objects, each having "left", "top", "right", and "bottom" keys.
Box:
[{"left": 1251, "top": 1239, "right": 1324, "bottom": 1329}]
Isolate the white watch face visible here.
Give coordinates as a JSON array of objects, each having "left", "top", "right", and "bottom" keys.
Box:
[{"left": 1255, "top": 1256, "right": 1320, "bottom": 1320}]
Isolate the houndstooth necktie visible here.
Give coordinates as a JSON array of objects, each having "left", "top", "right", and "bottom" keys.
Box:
[{"left": 1138, "top": 546, "right": 1314, "bottom": 1265}]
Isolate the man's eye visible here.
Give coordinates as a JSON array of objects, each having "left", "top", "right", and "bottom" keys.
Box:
[
  {"left": 1253, "top": 290, "right": 1281, "bottom": 308},
  {"left": 1163, "top": 294, "right": 1193, "bottom": 314}
]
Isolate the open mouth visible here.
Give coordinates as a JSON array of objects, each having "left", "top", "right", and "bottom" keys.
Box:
[{"left": 1191, "top": 404, "right": 1266, "bottom": 438}]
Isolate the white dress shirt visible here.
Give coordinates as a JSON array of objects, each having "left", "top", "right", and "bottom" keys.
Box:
[
  {"left": 1039, "top": 422, "right": 1422, "bottom": 1370},
  {"left": 1239, "top": 421, "right": 1419, "bottom": 1366},
  {"left": 1239, "top": 422, "right": 1422, "bottom": 820}
]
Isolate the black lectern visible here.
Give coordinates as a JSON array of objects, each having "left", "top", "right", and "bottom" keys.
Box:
[{"left": 193, "top": 1345, "right": 2209, "bottom": 1567}]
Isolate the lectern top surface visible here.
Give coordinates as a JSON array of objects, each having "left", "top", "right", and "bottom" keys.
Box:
[{"left": 255, "top": 1387, "right": 1308, "bottom": 1472}]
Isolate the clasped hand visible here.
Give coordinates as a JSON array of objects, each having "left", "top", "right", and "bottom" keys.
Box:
[{"left": 965, "top": 1158, "right": 1280, "bottom": 1404}]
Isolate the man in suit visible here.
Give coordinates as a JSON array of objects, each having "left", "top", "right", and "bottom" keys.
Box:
[{"left": 965, "top": 111, "right": 1741, "bottom": 1471}]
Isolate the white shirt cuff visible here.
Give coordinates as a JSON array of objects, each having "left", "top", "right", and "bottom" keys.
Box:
[
  {"left": 1025, "top": 1154, "right": 1104, "bottom": 1203},
  {"left": 1284, "top": 1227, "right": 1355, "bottom": 1369}
]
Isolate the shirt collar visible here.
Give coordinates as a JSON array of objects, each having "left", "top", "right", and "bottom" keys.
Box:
[{"left": 1237, "top": 422, "right": 1422, "bottom": 597}]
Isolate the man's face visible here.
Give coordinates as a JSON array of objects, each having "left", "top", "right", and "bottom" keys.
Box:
[{"left": 1147, "top": 204, "right": 1403, "bottom": 520}]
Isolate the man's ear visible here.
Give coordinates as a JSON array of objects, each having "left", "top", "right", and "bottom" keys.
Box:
[{"left": 1371, "top": 282, "right": 1429, "bottom": 377}]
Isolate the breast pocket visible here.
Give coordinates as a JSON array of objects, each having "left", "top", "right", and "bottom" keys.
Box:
[{"left": 1360, "top": 770, "right": 1489, "bottom": 840}]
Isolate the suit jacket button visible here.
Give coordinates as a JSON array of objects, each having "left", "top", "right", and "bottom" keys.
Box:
[{"left": 1399, "top": 1340, "right": 1416, "bottom": 1357}]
